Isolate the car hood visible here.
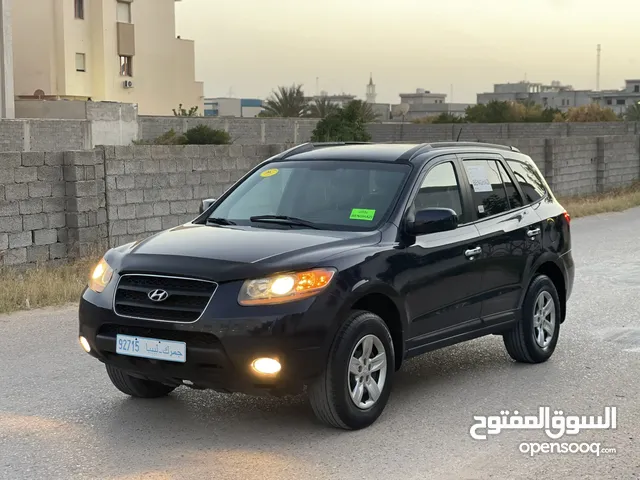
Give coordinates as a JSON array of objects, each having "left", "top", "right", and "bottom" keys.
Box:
[{"left": 110, "top": 223, "right": 380, "bottom": 282}]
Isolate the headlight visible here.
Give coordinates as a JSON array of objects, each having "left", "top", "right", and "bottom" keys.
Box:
[
  {"left": 88, "top": 257, "right": 114, "bottom": 293},
  {"left": 238, "top": 268, "right": 336, "bottom": 306}
]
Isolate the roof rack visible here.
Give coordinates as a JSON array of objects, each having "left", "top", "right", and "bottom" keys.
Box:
[
  {"left": 427, "top": 141, "right": 520, "bottom": 153},
  {"left": 277, "top": 141, "right": 374, "bottom": 160}
]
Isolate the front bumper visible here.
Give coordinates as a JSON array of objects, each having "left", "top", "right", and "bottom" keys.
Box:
[{"left": 79, "top": 284, "right": 343, "bottom": 396}]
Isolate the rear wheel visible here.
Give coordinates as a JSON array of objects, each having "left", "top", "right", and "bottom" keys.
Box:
[
  {"left": 503, "top": 275, "right": 561, "bottom": 363},
  {"left": 308, "top": 310, "right": 395, "bottom": 430},
  {"left": 106, "top": 364, "right": 176, "bottom": 398}
]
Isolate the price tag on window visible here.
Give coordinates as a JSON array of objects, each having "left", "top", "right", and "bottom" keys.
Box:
[{"left": 466, "top": 165, "right": 493, "bottom": 193}]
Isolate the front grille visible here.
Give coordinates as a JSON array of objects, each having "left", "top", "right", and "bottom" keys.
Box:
[{"left": 114, "top": 274, "right": 217, "bottom": 322}]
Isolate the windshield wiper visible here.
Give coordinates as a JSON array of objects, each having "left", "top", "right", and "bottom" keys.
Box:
[
  {"left": 249, "top": 215, "right": 321, "bottom": 229},
  {"left": 206, "top": 217, "right": 236, "bottom": 226}
]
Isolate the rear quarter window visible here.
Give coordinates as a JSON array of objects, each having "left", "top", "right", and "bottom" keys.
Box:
[{"left": 506, "top": 159, "right": 547, "bottom": 204}]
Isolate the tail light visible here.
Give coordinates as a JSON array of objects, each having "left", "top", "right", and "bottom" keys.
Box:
[{"left": 563, "top": 211, "right": 571, "bottom": 224}]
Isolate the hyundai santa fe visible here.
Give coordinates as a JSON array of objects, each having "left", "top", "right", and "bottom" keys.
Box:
[{"left": 78, "top": 141, "right": 574, "bottom": 430}]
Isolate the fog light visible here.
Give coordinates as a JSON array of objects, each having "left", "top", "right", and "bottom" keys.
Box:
[
  {"left": 79, "top": 336, "right": 91, "bottom": 353},
  {"left": 251, "top": 357, "right": 281, "bottom": 375}
]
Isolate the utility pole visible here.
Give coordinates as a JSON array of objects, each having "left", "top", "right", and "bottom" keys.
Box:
[
  {"left": 596, "top": 44, "right": 601, "bottom": 91},
  {"left": 0, "top": 0, "right": 15, "bottom": 118}
]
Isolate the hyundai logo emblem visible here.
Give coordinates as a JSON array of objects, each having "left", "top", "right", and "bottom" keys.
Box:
[{"left": 148, "top": 289, "right": 169, "bottom": 302}]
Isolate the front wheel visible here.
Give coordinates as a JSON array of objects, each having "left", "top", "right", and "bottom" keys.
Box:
[
  {"left": 106, "top": 364, "right": 177, "bottom": 398},
  {"left": 503, "top": 274, "right": 561, "bottom": 363},
  {"left": 308, "top": 310, "right": 395, "bottom": 430}
]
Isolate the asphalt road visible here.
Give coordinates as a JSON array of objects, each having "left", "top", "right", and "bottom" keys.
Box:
[{"left": 2, "top": 208, "right": 640, "bottom": 480}]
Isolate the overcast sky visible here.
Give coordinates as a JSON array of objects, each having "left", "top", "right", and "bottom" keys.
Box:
[{"left": 175, "top": 0, "right": 640, "bottom": 104}]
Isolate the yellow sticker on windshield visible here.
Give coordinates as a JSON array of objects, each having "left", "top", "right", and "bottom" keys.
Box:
[{"left": 261, "top": 169, "right": 279, "bottom": 178}]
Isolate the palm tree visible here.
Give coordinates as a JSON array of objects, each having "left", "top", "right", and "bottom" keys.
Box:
[
  {"left": 625, "top": 102, "right": 640, "bottom": 121},
  {"left": 343, "top": 99, "right": 379, "bottom": 123},
  {"left": 308, "top": 96, "right": 339, "bottom": 118},
  {"left": 261, "top": 84, "right": 309, "bottom": 118}
]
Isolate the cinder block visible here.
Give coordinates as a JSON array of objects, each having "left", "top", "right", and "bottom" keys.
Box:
[
  {"left": 23, "top": 214, "right": 48, "bottom": 231},
  {"left": 43, "top": 197, "right": 66, "bottom": 213},
  {"left": 143, "top": 189, "right": 163, "bottom": 202},
  {"left": 44, "top": 152, "right": 64, "bottom": 166},
  {"left": 133, "top": 145, "right": 151, "bottom": 159},
  {"left": 0, "top": 201, "right": 19, "bottom": 217},
  {"left": 107, "top": 190, "right": 126, "bottom": 205},
  {"left": 135, "top": 203, "right": 154, "bottom": 218},
  {"left": 85, "top": 166, "right": 96, "bottom": 180},
  {"left": 22, "top": 152, "right": 45, "bottom": 167},
  {"left": 170, "top": 201, "right": 188, "bottom": 214},
  {"left": 193, "top": 185, "right": 209, "bottom": 199},
  {"left": 228, "top": 145, "right": 243, "bottom": 157},
  {"left": 51, "top": 182, "right": 66, "bottom": 197},
  {"left": 127, "top": 219, "right": 146, "bottom": 234},
  {"left": 115, "top": 175, "right": 135, "bottom": 190},
  {"left": 0, "top": 168, "right": 13, "bottom": 185},
  {"left": 142, "top": 160, "right": 160, "bottom": 174},
  {"left": 37, "top": 166, "right": 63, "bottom": 182},
  {"left": 145, "top": 217, "right": 162, "bottom": 232},
  {"left": 114, "top": 146, "right": 134, "bottom": 160},
  {"left": 14, "top": 167, "right": 38, "bottom": 183},
  {"left": 0, "top": 216, "right": 22, "bottom": 233},
  {"left": 159, "top": 159, "right": 178, "bottom": 173},
  {"left": 151, "top": 145, "right": 171, "bottom": 159},
  {"left": 126, "top": 189, "right": 144, "bottom": 204},
  {"left": 186, "top": 172, "right": 201, "bottom": 185},
  {"left": 124, "top": 160, "right": 144, "bottom": 174},
  {"left": 9, "top": 231, "right": 32, "bottom": 248},
  {"left": 0, "top": 232, "right": 7, "bottom": 249},
  {"left": 105, "top": 160, "right": 125, "bottom": 175},
  {"left": 48, "top": 212, "right": 66, "bottom": 229},
  {"left": 0, "top": 152, "right": 21, "bottom": 169},
  {"left": 64, "top": 150, "right": 95, "bottom": 166},
  {"left": 28, "top": 182, "right": 52, "bottom": 198},
  {"left": 19, "top": 198, "right": 43, "bottom": 215},
  {"left": 169, "top": 173, "right": 186, "bottom": 187},
  {"left": 192, "top": 158, "right": 208, "bottom": 171},
  {"left": 34, "top": 229, "right": 58, "bottom": 246},
  {"left": 110, "top": 220, "right": 128, "bottom": 236},
  {"left": 135, "top": 174, "right": 153, "bottom": 189},
  {"left": 152, "top": 175, "right": 170, "bottom": 188},
  {"left": 49, "top": 243, "right": 67, "bottom": 260},
  {"left": 27, "top": 245, "right": 50, "bottom": 263},
  {"left": 4, "top": 248, "right": 27, "bottom": 265},
  {"left": 153, "top": 202, "right": 170, "bottom": 216},
  {"left": 117, "top": 205, "right": 136, "bottom": 220}
]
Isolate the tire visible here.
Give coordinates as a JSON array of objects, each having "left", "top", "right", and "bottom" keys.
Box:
[
  {"left": 105, "top": 364, "right": 177, "bottom": 398},
  {"left": 503, "top": 274, "right": 561, "bottom": 363},
  {"left": 308, "top": 310, "right": 395, "bottom": 430}
]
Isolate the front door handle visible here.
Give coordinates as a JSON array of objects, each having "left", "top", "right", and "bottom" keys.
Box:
[
  {"left": 526, "top": 227, "right": 541, "bottom": 237},
  {"left": 464, "top": 247, "right": 482, "bottom": 258}
]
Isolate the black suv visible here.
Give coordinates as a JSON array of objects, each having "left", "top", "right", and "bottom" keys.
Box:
[{"left": 78, "top": 142, "right": 574, "bottom": 430}]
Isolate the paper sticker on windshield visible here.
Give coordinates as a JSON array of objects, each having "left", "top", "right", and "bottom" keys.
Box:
[
  {"left": 350, "top": 208, "right": 376, "bottom": 221},
  {"left": 261, "top": 169, "right": 279, "bottom": 178},
  {"left": 465, "top": 165, "right": 493, "bottom": 193}
]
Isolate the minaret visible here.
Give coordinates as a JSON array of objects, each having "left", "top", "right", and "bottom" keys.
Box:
[{"left": 366, "top": 73, "right": 377, "bottom": 103}]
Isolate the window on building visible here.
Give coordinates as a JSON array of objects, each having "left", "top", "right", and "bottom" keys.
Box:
[
  {"left": 120, "top": 56, "right": 133, "bottom": 76},
  {"left": 75, "top": 53, "right": 86, "bottom": 72},
  {"left": 506, "top": 159, "right": 547, "bottom": 204},
  {"left": 616, "top": 99, "right": 626, "bottom": 105},
  {"left": 74, "top": 0, "right": 84, "bottom": 19},
  {"left": 117, "top": 1, "right": 131, "bottom": 23},
  {"left": 607, "top": 99, "right": 613, "bottom": 105},
  {"left": 635, "top": 85, "right": 640, "bottom": 93},
  {"left": 463, "top": 159, "right": 511, "bottom": 219}
]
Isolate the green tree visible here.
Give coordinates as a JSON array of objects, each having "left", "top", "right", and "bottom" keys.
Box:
[
  {"left": 308, "top": 96, "right": 339, "bottom": 118},
  {"left": 183, "top": 125, "right": 231, "bottom": 144},
  {"left": 431, "top": 112, "right": 465, "bottom": 124},
  {"left": 465, "top": 101, "right": 516, "bottom": 123},
  {"left": 625, "top": 102, "right": 640, "bottom": 121},
  {"left": 261, "top": 84, "right": 309, "bottom": 117},
  {"left": 553, "top": 103, "right": 619, "bottom": 122},
  {"left": 173, "top": 104, "right": 199, "bottom": 116},
  {"left": 310, "top": 101, "right": 373, "bottom": 142}
]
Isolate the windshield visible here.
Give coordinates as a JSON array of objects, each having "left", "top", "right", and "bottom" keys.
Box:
[{"left": 207, "top": 160, "right": 411, "bottom": 230}]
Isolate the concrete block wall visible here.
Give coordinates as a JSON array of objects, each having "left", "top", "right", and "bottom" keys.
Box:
[
  {"left": 0, "top": 119, "right": 90, "bottom": 152},
  {"left": 102, "top": 144, "right": 288, "bottom": 247},
  {"left": 1, "top": 136, "right": 639, "bottom": 266}
]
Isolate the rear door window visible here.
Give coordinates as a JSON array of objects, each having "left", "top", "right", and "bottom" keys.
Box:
[
  {"left": 506, "top": 159, "right": 547, "bottom": 204},
  {"left": 462, "top": 159, "right": 511, "bottom": 219}
]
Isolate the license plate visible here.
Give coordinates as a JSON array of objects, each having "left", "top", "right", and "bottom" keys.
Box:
[{"left": 116, "top": 334, "right": 187, "bottom": 363}]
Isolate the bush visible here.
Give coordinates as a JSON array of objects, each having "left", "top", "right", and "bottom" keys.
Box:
[
  {"left": 553, "top": 103, "right": 620, "bottom": 122},
  {"left": 183, "top": 125, "right": 231, "bottom": 145}
]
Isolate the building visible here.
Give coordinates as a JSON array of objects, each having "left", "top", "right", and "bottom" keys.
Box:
[
  {"left": 366, "top": 74, "right": 377, "bottom": 103},
  {"left": 12, "top": 0, "right": 203, "bottom": 116},
  {"left": 307, "top": 91, "right": 357, "bottom": 108},
  {"left": 0, "top": 0, "right": 14, "bottom": 118},
  {"left": 394, "top": 88, "right": 472, "bottom": 120},
  {"left": 591, "top": 80, "right": 640, "bottom": 115},
  {"left": 204, "top": 97, "right": 264, "bottom": 117}
]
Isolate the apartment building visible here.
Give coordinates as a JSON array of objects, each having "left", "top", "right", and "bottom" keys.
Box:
[
  {"left": 12, "top": 0, "right": 203, "bottom": 116},
  {"left": 204, "top": 98, "right": 264, "bottom": 117}
]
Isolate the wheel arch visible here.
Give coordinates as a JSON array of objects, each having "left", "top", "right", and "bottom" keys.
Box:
[{"left": 525, "top": 256, "right": 567, "bottom": 323}]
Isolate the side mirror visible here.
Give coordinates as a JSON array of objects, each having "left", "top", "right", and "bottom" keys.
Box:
[
  {"left": 406, "top": 208, "right": 458, "bottom": 236},
  {"left": 199, "top": 198, "right": 217, "bottom": 214}
]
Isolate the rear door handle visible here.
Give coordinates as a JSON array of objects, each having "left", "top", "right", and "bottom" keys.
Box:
[
  {"left": 526, "top": 227, "right": 541, "bottom": 237},
  {"left": 464, "top": 247, "right": 482, "bottom": 258}
]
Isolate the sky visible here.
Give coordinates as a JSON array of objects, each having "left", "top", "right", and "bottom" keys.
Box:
[{"left": 175, "top": 0, "right": 640, "bottom": 105}]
